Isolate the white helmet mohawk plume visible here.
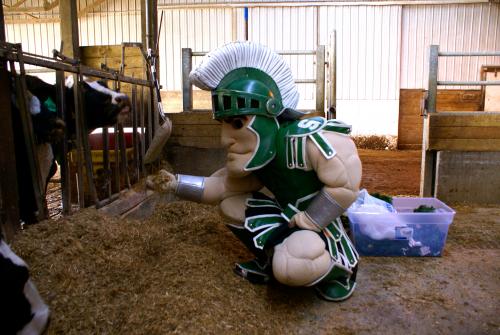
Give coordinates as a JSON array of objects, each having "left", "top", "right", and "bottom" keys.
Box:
[{"left": 189, "top": 41, "right": 300, "bottom": 109}]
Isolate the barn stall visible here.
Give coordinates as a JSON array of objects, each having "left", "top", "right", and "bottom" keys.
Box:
[{"left": 1, "top": 1, "right": 499, "bottom": 334}]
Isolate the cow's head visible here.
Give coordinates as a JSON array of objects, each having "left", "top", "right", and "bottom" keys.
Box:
[{"left": 65, "top": 76, "right": 131, "bottom": 132}]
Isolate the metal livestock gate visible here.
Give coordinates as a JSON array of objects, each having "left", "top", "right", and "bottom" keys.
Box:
[
  {"left": 0, "top": 41, "right": 161, "bottom": 240},
  {"left": 421, "top": 45, "right": 500, "bottom": 203}
]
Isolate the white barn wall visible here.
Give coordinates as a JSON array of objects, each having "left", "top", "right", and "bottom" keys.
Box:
[
  {"left": 4, "top": 0, "right": 142, "bottom": 83},
  {"left": 248, "top": 6, "right": 318, "bottom": 107},
  {"left": 78, "top": 0, "right": 142, "bottom": 47},
  {"left": 4, "top": 1, "right": 500, "bottom": 135},
  {"left": 158, "top": 8, "right": 235, "bottom": 93},
  {"left": 318, "top": 5, "right": 402, "bottom": 135},
  {"left": 401, "top": 3, "right": 500, "bottom": 90}
]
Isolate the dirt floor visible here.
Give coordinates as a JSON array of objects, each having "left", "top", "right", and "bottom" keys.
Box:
[{"left": 11, "top": 150, "right": 500, "bottom": 335}]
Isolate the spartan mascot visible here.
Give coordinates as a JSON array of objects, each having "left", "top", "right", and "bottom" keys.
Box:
[{"left": 149, "top": 42, "right": 362, "bottom": 301}]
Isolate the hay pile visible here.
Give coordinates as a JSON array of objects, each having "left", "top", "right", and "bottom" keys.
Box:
[
  {"left": 352, "top": 135, "right": 398, "bottom": 150},
  {"left": 13, "top": 202, "right": 319, "bottom": 334},
  {"left": 11, "top": 149, "right": 500, "bottom": 334}
]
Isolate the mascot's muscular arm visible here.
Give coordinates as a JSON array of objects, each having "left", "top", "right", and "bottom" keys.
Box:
[
  {"left": 202, "top": 169, "right": 263, "bottom": 205},
  {"left": 147, "top": 168, "right": 262, "bottom": 206},
  {"left": 290, "top": 131, "right": 362, "bottom": 232}
]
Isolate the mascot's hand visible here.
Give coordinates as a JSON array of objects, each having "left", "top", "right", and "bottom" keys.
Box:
[
  {"left": 146, "top": 169, "right": 177, "bottom": 193},
  {"left": 289, "top": 211, "right": 321, "bottom": 232}
]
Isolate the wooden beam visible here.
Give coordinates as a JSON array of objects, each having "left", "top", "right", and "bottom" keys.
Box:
[
  {"left": 167, "top": 112, "right": 219, "bottom": 125},
  {"left": 428, "top": 112, "right": 500, "bottom": 127},
  {"left": 59, "top": 0, "right": 79, "bottom": 59},
  {"left": 428, "top": 139, "right": 500, "bottom": 151},
  {"left": 140, "top": 0, "right": 158, "bottom": 51},
  {"left": 420, "top": 115, "right": 436, "bottom": 197},
  {"left": 9, "top": 0, "right": 29, "bottom": 8},
  {"left": 426, "top": 113, "right": 500, "bottom": 150},
  {"left": 168, "top": 136, "right": 222, "bottom": 149},
  {"left": 171, "top": 125, "right": 221, "bottom": 137},
  {"left": 429, "top": 126, "right": 500, "bottom": 139},
  {"left": 5, "top": 17, "right": 59, "bottom": 24},
  {"left": 0, "top": 4, "right": 20, "bottom": 241},
  {"left": 4, "top": 0, "right": 59, "bottom": 13},
  {"left": 79, "top": 0, "right": 107, "bottom": 17}
]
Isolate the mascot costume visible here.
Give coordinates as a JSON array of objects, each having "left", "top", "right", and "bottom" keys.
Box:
[{"left": 149, "top": 41, "right": 362, "bottom": 301}]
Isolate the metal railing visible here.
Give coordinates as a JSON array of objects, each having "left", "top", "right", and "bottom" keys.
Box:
[
  {"left": 426, "top": 45, "right": 500, "bottom": 114},
  {"left": 181, "top": 46, "right": 326, "bottom": 115},
  {"left": 0, "top": 42, "right": 158, "bottom": 223}
]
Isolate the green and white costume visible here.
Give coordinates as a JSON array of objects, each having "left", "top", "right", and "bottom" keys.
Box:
[{"left": 189, "top": 41, "right": 359, "bottom": 301}]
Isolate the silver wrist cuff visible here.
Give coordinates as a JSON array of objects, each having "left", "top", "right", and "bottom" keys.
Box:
[
  {"left": 175, "top": 174, "right": 205, "bottom": 202},
  {"left": 304, "top": 189, "right": 345, "bottom": 229}
]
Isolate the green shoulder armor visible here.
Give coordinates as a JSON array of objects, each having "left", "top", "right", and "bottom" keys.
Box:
[{"left": 282, "top": 117, "right": 352, "bottom": 170}]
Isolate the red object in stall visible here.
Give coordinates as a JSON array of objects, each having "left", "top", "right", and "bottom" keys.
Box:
[{"left": 88, "top": 127, "right": 142, "bottom": 150}]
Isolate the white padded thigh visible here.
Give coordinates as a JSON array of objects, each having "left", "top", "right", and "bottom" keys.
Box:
[{"left": 272, "top": 230, "right": 332, "bottom": 286}]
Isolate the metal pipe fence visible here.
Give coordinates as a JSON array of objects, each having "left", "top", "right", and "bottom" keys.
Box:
[
  {"left": 0, "top": 41, "right": 158, "bottom": 223},
  {"left": 181, "top": 46, "right": 326, "bottom": 115},
  {"left": 426, "top": 45, "right": 500, "bottom": 114}
]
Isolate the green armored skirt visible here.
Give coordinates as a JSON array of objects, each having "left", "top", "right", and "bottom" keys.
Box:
[{"left": 227, "top": 192, "right": 359, "bottom": 278}]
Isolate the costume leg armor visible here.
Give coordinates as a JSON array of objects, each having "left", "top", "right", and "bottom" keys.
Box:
[
  {"left": 314, "top": 263, "right": 358, "bottom": 302},
  {"left": 313, "top": 218, "right": 359, "bottom": 301},
  {"left": 221, "top": 194, "right": 278, "bottom": 284}
]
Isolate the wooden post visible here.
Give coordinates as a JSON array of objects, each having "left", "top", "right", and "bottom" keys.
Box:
[
  {"left": 316, "top": 45, "right": 326, "bottom": 117},
  {"left": 182, "top": 48, "right": 193, "bottom": 112},
  {"left": 141, "top": 0, "right": 157, "bottom": 52},
  {"left": 59, "top": 0, "right": 80, "bottom": 59},
  {"left": 327, "top": 31, "right": 337, "bottom": 120},
  {"left": 0, "top": 67, "right": 20, "bottom": 241},
  {"left": 55, "top": 70, "right": 72, "bottom": 215},
  {"left": 0, "top": 3, "right": 20, "bottom": 240},
  {"left": 420, "top": 117, "right": 436, "bottom": 197},
  {"left": 420, "top": 45, "right": 439, "bottom": 197},
  {"left": 427, "top": 45, "right": 439, "bottom": 114}
]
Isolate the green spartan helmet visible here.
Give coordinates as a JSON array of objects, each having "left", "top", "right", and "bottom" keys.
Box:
[{"left": 212, "top": 67, "right": 284, "bottom": 171}]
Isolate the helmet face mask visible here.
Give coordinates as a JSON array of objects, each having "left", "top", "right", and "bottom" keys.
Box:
[{"left": 212, "top": 68, "right": 283, "bottom": 120}]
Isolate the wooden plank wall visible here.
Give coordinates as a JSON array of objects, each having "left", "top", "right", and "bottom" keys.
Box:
[
  {"left": 427, "top": 112, "right": 500, "bottom": 151},
  {"left": 398, "top": 89, "right": 483, "bottom": 150},
  {"left": 80, "top": 45, "right": 146, "bottom": 96},
  {"left": 166, "top": 111, "right": 222, "bottom": 149}
]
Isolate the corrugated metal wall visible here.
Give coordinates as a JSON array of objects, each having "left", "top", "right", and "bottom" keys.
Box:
[
  {"left": 248, "top": 6, "right": 317, "bottom": 103},
  {"left": 4, "top": 0, "right": 141, "bottom": 83},
  {"left": 158, "top": 6, "right": 319, "bottom": 109},
  {"left": 78, "top": 0, "right": 142, "bottom": 46},
  {"left": 317, "top": 5, "right": 402, "bottom": 134},
  {"left": 4, "top": 0, "right": 142, "bottom": 52},
  {"left": 401, "top": 3, "right": 500, "bottom": 89},
  {"left": 4, "top": 0, "right": 60, "bottom": 57},
  {"left": 4, "top": 1, "right": 500, "bottom": 134},
  {"left": 319, "top": 5, "right": 401, "bottom": 100},
  {"left": 159, "top": 8, "right": 236, "bottom": 92}
]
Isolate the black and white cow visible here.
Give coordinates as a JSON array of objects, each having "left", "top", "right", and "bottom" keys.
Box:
[
  {"left": 0, "top": 74, "right": 130, "bottom": 334},
  {"left": 0, "top": 235, "right": 50, "bottom": 335},
  {"left": 11, "top": 73, "right": 131, "bottom": 224}
]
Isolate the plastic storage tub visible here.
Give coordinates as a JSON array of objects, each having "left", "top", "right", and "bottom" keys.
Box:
[{"left": 347, "top": 197, "right": 455, "bottom": 256}]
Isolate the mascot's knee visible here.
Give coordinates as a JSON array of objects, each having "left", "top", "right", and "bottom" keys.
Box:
[{"left": 272, "top": 230, "right": 332, "bottom": 286}]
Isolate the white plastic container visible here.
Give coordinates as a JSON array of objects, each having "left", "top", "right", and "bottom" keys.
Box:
[{"left": 347, "top": 197, "right": 455, "bottom": 256}]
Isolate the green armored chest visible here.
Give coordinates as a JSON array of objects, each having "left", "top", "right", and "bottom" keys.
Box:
[{"left": 254, "top": 117, "right": 351, "bottom": 210}]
